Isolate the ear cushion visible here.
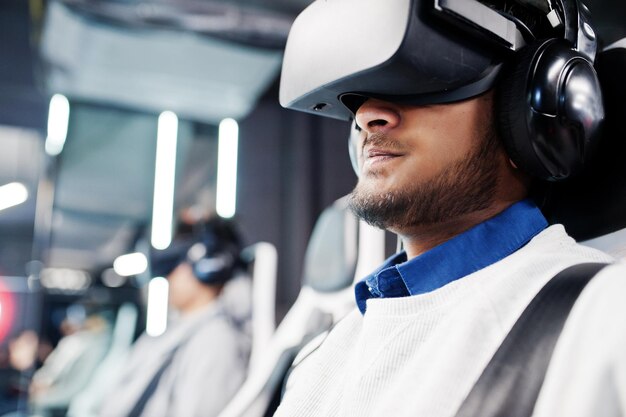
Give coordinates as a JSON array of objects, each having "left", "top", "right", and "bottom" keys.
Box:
[
  {"left": 192, "top": 252, "right": 236, "bottom": 284},
  {"left": 186, "top": 220, "right": 242, "bottom": 284},
  {"left": 497, "top": 40, "right": 554, "bottom": 180},
  {"left": 189, "top": 242, "right": 238, "bottom": 284},
  {"left": 497, "top": 38, "right": 604, "bottom": 181}
]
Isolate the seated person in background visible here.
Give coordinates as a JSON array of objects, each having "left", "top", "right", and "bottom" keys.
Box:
[
  {"left": 30, "top": 302, "right": 111, "bottom": 416},
  {"left": 99, "top": 218, "right": 250, "bottom": 417},
  {"left": 0, "top": 330, "right": 39, "bottom": 415}
]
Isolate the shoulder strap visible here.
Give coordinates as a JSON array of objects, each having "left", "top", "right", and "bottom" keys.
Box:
[
  {"left": 126, "top": 344, "right": 180, "bottom": 417},
  {"left": 455, "top": 262, "right": 608, "bottom": 417},
  {"left": 126, "top": 309, "right": 225, "bottom": 417}
]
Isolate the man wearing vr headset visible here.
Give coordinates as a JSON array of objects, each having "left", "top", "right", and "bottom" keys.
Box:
[
  {"left": 100, "top": 219, "right": 249, "bottom": 417},
  {"left": 275, "top": 0, "right": 626, "bottom": 416}
]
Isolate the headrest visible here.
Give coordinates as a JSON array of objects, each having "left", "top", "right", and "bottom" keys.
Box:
[
  {"left": 302, "top": 199, "right": 359, "bottom": 293},
  {"left": 541, "top": 40, "right": 626, "bottom": 240}
]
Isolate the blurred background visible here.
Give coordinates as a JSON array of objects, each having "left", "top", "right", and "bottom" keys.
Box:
[
  {"left": 1, "top": 0, "right": 358, "bottom": 414},
  {"left": 0, "top": 0, "right": 625, "bottom": 416}
]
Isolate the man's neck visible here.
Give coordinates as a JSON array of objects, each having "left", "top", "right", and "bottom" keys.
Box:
[{"left": 397, "top": 199, "right": 520, "bottom": 260}]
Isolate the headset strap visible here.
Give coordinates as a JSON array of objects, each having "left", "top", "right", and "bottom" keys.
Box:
[{"left": 455, "top": 262, "right": 608, "bottom": 417}]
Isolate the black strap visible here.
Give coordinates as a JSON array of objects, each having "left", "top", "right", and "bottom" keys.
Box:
[
  {"left": 125, "top": 308, "right": 229, "bottom": 417},
  {"left": 455, "top": 262, "right": 607, "bottom": 417},
  {"left": 126, "top": 345, "right": 180, "bottom": 417}
]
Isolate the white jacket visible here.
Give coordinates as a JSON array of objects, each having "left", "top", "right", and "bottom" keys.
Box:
[
  {"left": 275, "top": 225, "right": 626, "bottom": 417},
  {"left": 100, "top": 301, "right": 248, "bottom": 417}
]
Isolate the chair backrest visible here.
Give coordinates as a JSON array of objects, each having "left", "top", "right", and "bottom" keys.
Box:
[
  {"left": 234, "top": 242, "right": 278, "bottom": 369},
  {"left": 302, "top": 198, "right": 358, "bottom": 292},
  {"left": 581, "top": 227, "right": 626, "bottom": 259},
  {"left": 216, "top": 197, "right": 386, "bottom": 417}
]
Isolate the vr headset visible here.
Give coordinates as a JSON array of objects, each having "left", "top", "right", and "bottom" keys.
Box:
[
  {"left": 150, "top": 220, "right": 242, "bottom": 285},
  {"left": 279, "top": 0, "right": 604, "bottom": 181}
]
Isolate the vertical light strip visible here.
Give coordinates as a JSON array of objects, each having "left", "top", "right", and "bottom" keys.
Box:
[
  {"left": 0, "top": 182, "right": 29, "bottom": 212},
  {"left": 45, "top": 94, "right": 70, "bottom": 156},
  {"left": 216, "top": 118, "right": 239, "bottom": 218},
  {"left": 146, "top": 277, "right": 169, "bottom": 337},
  {"left": 151, "top": 111, "right": 178, "bottom": 250}
]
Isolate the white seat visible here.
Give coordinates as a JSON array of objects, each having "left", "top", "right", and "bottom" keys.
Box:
[
  {"left": 217, "top": 197, "right": 386, "bottom": 417},
  {"left": 222, "top": 242, "right": 278, "bottom": 369}
]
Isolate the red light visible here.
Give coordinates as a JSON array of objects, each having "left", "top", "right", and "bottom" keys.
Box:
[{"left": 0, "top": 280, "right": 16, "bottom": 343}]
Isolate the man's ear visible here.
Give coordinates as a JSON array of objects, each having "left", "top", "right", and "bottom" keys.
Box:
[{"left": 348, "top": 121, "right": 361, "bottom": 177}]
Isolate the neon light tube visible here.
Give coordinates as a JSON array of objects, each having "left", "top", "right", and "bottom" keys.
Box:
[
  {"left": 45, "top": 94, "right": 70, "bottom": 156},
  {"left": 146, "top": 277, "right": 169, "bottom": 337},
  {"left": 216, "top": 118, "right": 239, "bottom": 218},
  {"left": 0, "top": 182, "right": 28, "bottom": 212},
  {"left": 151, "top": 111, "right": 178, "bottom": 250},
  {"left": 113, "top": 252, "right": 148, "bottom": 277}
]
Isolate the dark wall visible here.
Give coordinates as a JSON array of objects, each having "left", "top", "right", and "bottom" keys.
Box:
[
  {"left": 0, "top": 0, "right": 48, "bottom": 131},
  {"left": 237, "top": 91, "right": 356, "bottom": 319},
  {"left": 0, "top": 1, "right": 45, "bottom": 276},
  {"left": 586, "top": 0, "right": 626, "bottom": 45}
]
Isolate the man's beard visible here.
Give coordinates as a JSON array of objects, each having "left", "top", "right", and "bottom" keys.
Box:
[{"left": 349, "top": 125, "right": 500, "bottom": 231}]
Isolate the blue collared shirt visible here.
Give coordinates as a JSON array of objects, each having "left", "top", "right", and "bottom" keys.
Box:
[{"left": 355, "top": 200, "right": 549, "bottom": 314}]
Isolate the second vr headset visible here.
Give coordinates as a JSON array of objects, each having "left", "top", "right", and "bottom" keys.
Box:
[
  {"left": 150, "top": 219, "right": 243, "bottom": 285},
  {"left": 279, "top": 0, "right": 605, "bottom": 181}
]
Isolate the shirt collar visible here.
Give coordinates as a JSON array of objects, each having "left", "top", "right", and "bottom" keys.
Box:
[{"left": 355, "top": 199, "right": 548, "bottom": 314}]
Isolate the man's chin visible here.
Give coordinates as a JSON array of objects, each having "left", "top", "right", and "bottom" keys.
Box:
[{"left": 348, "top": 186, "right": 400, "bottom": 230}]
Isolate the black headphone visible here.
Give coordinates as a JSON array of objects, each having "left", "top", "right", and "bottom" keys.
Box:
[
  {"left": 497, "top": 0, "right": 604, "bottom": 181},
  {"left": 185, "top": 219, "right": 243, "bottom": 285},
  {"left": 347, "top": 0, "right": 604, "bottom": 182},
  {"left": 150, "top": 219, "right": 243, "bottom": 285}
]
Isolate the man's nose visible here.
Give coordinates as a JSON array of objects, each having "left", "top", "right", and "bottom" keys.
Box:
[{"left": 354, "top": 99, "right": 401, "bottom": 134}]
